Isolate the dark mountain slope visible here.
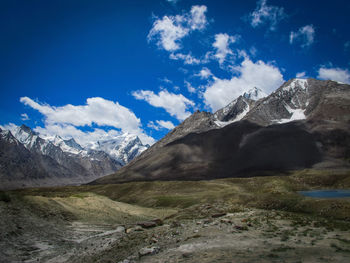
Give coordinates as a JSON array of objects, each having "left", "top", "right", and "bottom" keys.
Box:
[{"left": 93, "top": 120, "right": 322, "bottom": 184}]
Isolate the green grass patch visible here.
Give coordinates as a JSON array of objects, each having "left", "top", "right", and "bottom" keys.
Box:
[
  {"left": 10, "top": 169, "right": 350, "bottom": 222},
  {"left": 154, "top": 195, "right": 199, "bottom": 208}
]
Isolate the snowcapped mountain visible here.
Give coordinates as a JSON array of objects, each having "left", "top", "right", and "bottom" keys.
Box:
[
  {"left": 214, "top": 87, "right": 267, "bottom": 127},
  {"left": 93, "top": 133, "right": 148, "bottom": 165},
  {"left": 8, "top": 124, "right": 148, "bottom": 165},
  {"left": 51, "top": 135, "right": 84, "bottom": 155},
  {"left": 243, "top": 78, "right": 313, "bottom": 125},
  {"left": 243, "top": 87, "right": 267, "bottom": 101},
  {"left": 0, "top": 124, "right": 149, "bottom": 189}
]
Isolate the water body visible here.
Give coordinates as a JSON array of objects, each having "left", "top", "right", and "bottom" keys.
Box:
[{"left": 299, "top": 190, "right": 350, "bottom": 198}]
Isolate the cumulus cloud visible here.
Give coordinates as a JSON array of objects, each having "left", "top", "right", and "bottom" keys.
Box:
[
  {"left": 148, "top": 5, "right": 208, "bottom": 52},
  {"left": 249, "top": 0, "right": 286, "bottom": 31},
  {"left": 203, "top": 57, "right": 284, "bottom": 111},
  {"left": 290, "top": 25, "right": 315, "bottom": 48},
  {"left": 188, "top": 5, "right": 208, "bottom": 30},
  {"left": 148, "top": 120, "right": 175, "bottom": 130},
  {"left": 132, "top": 89, "right": 194, "bottom": 121},
  {"left": 21, "top": 113, "right": 29, "bottom": 121},
  {"left": 212, "top": 33, "right": 238, "bottom": 64},
  {"left": 317, "top": 66, "right": 350, "bottom": 84},
  {"left": 148, "top": 15, "right": 189, "bottom": 52},
  {"left": 195, "top": 67, "right": 212, "bottom": 79},
  {"left": 296, "top": 71, "right": 306, "bottom": 78},
  {"left": 19, "top": 97, "right": 155, "bottom": 145}
]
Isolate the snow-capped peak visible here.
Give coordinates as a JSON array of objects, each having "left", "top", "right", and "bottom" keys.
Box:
[
  {"left": 51, "top": 135, "right": 85, "bottom": 155},
  {"left": 12, "top": 124, "right": 39, "bottom": 148},
  {"left": 2, "top": 124, "right": 148, "bottom": 165},
  {"left": 95, "top": 134, "right": 148, "bottom": 165},
  {"left": 243, "top": 87, "right": 267, "bottom": 101},
  {"left": 282, "top": 78, "right": 308, "bottom": 92},
  {"left": 0, "top": 129, "right": 19, "bottom": 144},
  {"left": 64, "top": 138, "right": 83, "bottom": 151}
]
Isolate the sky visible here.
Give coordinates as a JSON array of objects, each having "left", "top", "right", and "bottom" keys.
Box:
[{"left": 1, "top": 0, "right": 349, "bottom": 146}]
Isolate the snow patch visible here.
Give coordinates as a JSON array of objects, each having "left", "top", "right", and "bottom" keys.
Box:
[
  {"left": 215, "top": 104, "right": 250, "bottom": 127},
  {"left": 275, "top": 104, "right": 306, "bottom": 124},
  {"left": 283, "top": 79, "right": 308, "bottom": 92}
]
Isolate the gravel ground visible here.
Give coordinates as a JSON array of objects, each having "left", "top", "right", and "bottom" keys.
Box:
[{"left": 1, "top": 194, "right": 349, "bottom": 263}]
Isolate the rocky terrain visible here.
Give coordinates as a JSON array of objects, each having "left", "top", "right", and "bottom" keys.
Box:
[
  {"left": 1, "top": 170, "right": 349, "bottom": 262},
  {"left": 93, "top": 78, "right": 350, "bottom": 184}
]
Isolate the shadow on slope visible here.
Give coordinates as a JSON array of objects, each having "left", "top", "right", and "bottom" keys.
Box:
[{"left": 93, "top": 121, "right": 322, "bottom": 184}]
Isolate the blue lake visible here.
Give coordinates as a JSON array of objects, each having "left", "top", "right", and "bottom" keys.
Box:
[{"left": 299, "top": 190, "right": 350, "bottom": 198}]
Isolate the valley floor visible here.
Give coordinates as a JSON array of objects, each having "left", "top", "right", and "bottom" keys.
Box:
[{"left": 1, "top": 168, "right": 350, "bottom": 262}]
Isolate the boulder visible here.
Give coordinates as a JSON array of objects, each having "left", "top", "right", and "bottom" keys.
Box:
[{"left": 138, "top": 246, "right": 160, "bottom": 257}]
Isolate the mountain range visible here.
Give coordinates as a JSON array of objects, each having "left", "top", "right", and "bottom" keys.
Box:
[
  {"left": 1, "top": 78, "right": 349, "bottom": 189},
  {"left": 0, "top": 125, "right": 148, "bottom": 189},
  {"left": 93, "top": 78, "right": 350, "bottom": 184}
]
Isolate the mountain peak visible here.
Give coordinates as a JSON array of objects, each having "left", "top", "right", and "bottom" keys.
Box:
[
  {"left": 243, "top": 87, "right": 267, "bottom": 101},
  {"left": 64, "top": 138, "right": 84, "bottom": 151},
  {"left": 19, "top": 124, "right": 33, "bottom": 134},
  {"left": 281, "top": 78, "right": 308, "bottom": 92}
]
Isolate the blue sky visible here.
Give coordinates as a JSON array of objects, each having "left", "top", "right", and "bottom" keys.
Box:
[{"left": 1, "top": 0, "right": 349, "bottom": 145}]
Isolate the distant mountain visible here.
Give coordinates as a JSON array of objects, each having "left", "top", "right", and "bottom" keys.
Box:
[
  {"left": 0, "top": 125, "right": 149, "bottom": 189},
  {"left": 92, "top": 78, "right": 350, "bottom": 185},
  {"left": 91, "top": 134, "right": 148, "bottom": 165},
  {"left": 0, "top": 128, "right": 73, "bottom": 189}
]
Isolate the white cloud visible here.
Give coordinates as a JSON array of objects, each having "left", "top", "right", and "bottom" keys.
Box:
[
  {"left": 157, "top": 120, "right": 175, "bottom": 130},
  {"left": 184, "top": 80, "right": 196, "bottom": 93},
  {"left": 296, "top": 71, "right": 306, "bottom": 78},
  {"left": 159, "top": 77, "right": 173, "bottom": 84},
  {"left": 132, "top": 89, "right": 194, "bottom": 120},
  {"left": 147, "top": 121, "right": 159, "bottom": 130},
  {"left": 195, "top": 67, "right": 212, "bottom": 79},
  {"left": 20, "top": 113, "right": 29, "bottom": 121},
  {"left": 0, "top": 123, "right": 18, "bottom": 132},
  {"left": 249, "top": 0, "right": 286, "bottom": 31},
  {"left": 148, "top": 5, "right": 208, "bottom": 52},
  {"left": 148, "top": 15, "right": 189, "bottom": 52},
  {"left": 188, "top": 5, "right": 208, "bottom": 30},
  {"left": 19, "top": 97, "right": 155, "bottom": 145},
  {"left": 169, "top": 52, "right": 202, "bottom": 65},
  {"left": 148, "top": 120, "right": 175, "bottom": 130},
  {"left": 212, "top": 33, "right": 238, "bottom": 64},
  {"left": 317, "top": 66, "right": 350, "bottom": 84},
  {"left": 203, "top": 57, "right": 284, "bottom": 112},
  {"left": 290, "top": 25, "right": 315, "bottom": 48}
]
